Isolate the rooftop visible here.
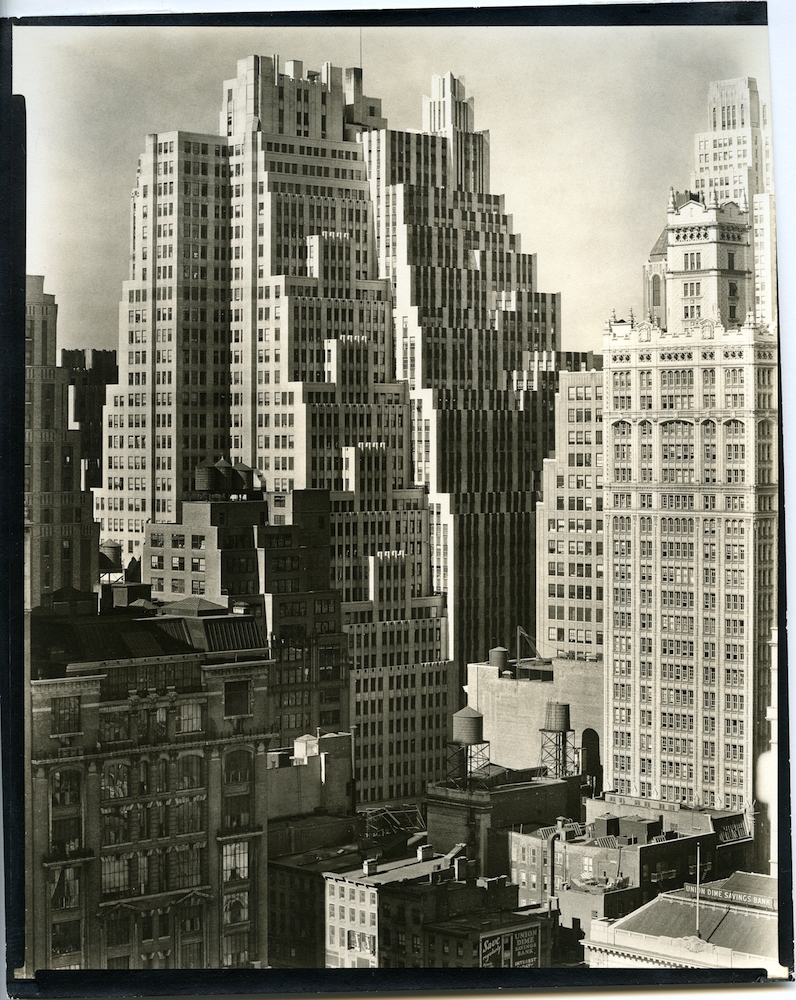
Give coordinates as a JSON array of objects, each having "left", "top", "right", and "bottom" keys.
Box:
[
  {"left": 324, "top": 845, "right": 465, "bottom": 887},
  {"left": 614, "top": 886, "right": 778, "bottom": 960}
]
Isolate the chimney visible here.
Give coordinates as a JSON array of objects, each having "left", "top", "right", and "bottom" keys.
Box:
[
  {"left": 454, "top": 856, "right": 467, "bottom": 881},
  {"left": 363, "top": 858, "right": 378, "bottom": 876},
  {"left": 416, "top": 844, "right": 434, "bottom": 862}
]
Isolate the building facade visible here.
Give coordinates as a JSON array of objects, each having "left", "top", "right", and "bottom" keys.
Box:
[
  {"left": 60, "top": 348, "right": 119, "bottom": 490},
  {"left": 688, "top": 77, "right": 776, "bottom": 330},
  {"left": 361, "top": 72, "right": 591, "bottom": 678},
  {"left": 603, "top": 193, "right": 778, "bottom": 865},
  {"left": 378, "top": 865, "right": 554, "bottom": 968},
  {"left": 535, "top": 367, "right": 606, "bottom": 660},
  {"left": 92, "top": 55, "right": 454, "bottom": 807},
  {"left": 24, "top": 276, "right": 99, "bottom": 610},
  {"left": 322, "top": 844, "right": 466, "bottom": 968},
  {"left": 141, "top": 487, "right": 350, "bottom": 748}
]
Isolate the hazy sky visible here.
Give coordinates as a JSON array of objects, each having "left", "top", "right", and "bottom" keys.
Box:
[{"left": 13, "top": 21, "right": 773, "bottom": 356}]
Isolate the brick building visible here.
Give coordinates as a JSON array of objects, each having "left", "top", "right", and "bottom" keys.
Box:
[{"left": 25, "top": 601, "right": 276, "bottom": 971}]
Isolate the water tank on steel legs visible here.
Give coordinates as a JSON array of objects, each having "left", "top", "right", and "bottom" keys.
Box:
[
  {"left": 543, "top": 702, "right": 571, "bottom": 732},
  {"left": 452, "top": 705, "right": 484, "bottom": 745}
]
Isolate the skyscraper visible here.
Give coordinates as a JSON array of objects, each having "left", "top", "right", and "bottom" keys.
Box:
[
  {"left": 535, "top": 366, "right": 606, "bottom": 661},
  {"left": 603, "top": 191, "right": 778, "bottom": 865},
  {"left": 25, "top": 276, "right": 99, "bottom": 609},
  {"left": 93, "top": 56, "right": 453, "bottom": 805},
  {"left": 361, "top": 73, "right": 585, "bottom": 676},
  {"left": 92, "top": 54, "right": 591, "bottom": 802},
  {"left": 689, "top": 77, "right": 777, "bottom": 330}
]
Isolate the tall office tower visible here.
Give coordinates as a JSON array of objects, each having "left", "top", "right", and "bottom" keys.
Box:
[
  {"left": 360, "top": 72, "right": 567, "bottom": 679},
  {"left": 604, "top": 193, "right": 778, "bottom": 866},
  {"left": 25, "top": 276, "right": 99, "bottom": 609},
  {"left": 535, "top": 366, "right": 606, "bottom": 661},
  {"left": 61, "top": 348, "right": 118, "bottom": 490},
  {"left": 93, "top": 129, "right": 234, "bottom": 560},
  {"left": 689, "top": 77, "right": 777, "bottom": 330},
  {"left": 95, "top": 56, "right": 452, "bottom": 806}
]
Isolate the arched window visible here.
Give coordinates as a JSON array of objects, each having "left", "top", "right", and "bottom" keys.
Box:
[
  {"left": 652, "top": 274, "right": 661, "bottom": 307},
  {"left": 224, "top": 749, "right": 252, "bottom": 785},
  {"left": 177, "top": 754, "right": 204, "bottom": 790}
]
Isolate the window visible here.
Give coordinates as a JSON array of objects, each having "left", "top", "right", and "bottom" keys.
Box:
[
  {"left": 223, "top": 841, "right": 249, "bottom": 881},
  {"left": 176, "top": 702, "right": 203, "bottom": 734},
  {"left": 51, "top": 697, "right": 80, "bottom": 735},
  {"left": 224, "top": 749, "right": 251, "bottom": 784},
  {"left": 51, "top": 919, "right": 81, "bottom": 957},
  {"left": 224, "top": 679, "right": 251, "bottom": 718},
  {"left": 222, "top": 930, "right": 249, "bottom": 968},
  {"left": 176, "top": 754, "right": 204, "bottom": 788},
  {"left": 223, "top": 892, "right": 249, "bottom": 925},
  {"left": 106, "top": 914, "right": 130, "bottom": 947},
  {"left": 223, "top": 791, "right": 251, "bottom": 831},
  {"left": 175, "top": 846, "right": 203, "bottom": 888},
  {"left": 101, "top": 855, "right": 130, "bottom": 898},
  {"left": 52, "top": 866, "right": 80, "bottom": 910},
  {"left": 101, "top": 762, "right": 129, "bottom": 799},
  {"left": 100, "top": 710, "right": 129, "bottom": 743}
]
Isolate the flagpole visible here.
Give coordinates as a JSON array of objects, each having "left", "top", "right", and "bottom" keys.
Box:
[{"left": 695, "top": 841, "right": 701, "bottom": 938}]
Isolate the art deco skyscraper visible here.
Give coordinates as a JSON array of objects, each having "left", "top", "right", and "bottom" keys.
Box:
[
  {"left": 94, "top": 56, "right": 452, "bottom": 806},
  {"left": 360, "top": 73, "right": 588, "bottom": 678},
  {"left": 604, "top": 191, "right": 778, "bottom": 864}
]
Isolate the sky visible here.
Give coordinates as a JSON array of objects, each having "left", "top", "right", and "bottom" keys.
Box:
[{"left": 12, "top": 19, "right": 774, "bottom": 357}]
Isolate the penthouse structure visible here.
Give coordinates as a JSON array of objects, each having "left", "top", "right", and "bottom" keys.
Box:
[{"left": 604, "top": 192, "right": 778, "bottom": 865}]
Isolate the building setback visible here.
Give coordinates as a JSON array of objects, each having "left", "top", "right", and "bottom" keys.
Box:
[
  {"left": 603, "top": 192, "right": 778, "bottom": 866},
  {"left": 361, "top": 72, "right": 595, "bottom": 679},
  {"left": 92, "top": 54, "right": 454, "bottom": 808}
]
